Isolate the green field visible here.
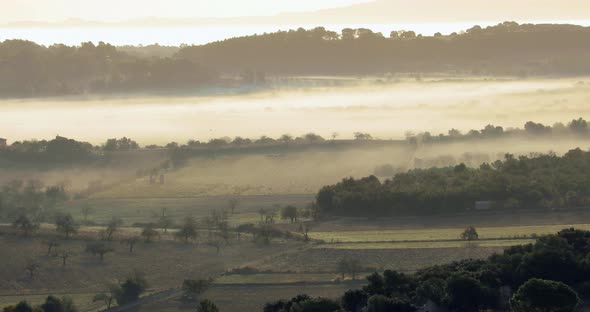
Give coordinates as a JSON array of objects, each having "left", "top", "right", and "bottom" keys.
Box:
[
  {"left": 308, "top": 224, "right": 590, "bottom": 243},
  {"left": 216, "top": 273, "right": 340, "bottom": 284},
  {"left": 316, "top": 239, "right": 536, "bottom": 250}
]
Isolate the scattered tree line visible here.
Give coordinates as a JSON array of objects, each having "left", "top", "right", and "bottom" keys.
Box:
[
  {"left": 317, "top": 148, "right": 590, "bottom": 216},
  {"left": 407, "top": 118, "right": 590, "bottom": 145},
  {"left": 265, "top": 228, "right": 590, "bottom": 312}
]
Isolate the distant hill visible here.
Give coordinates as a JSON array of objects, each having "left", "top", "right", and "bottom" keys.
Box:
[{"left": 177, "top": 22, "right": 590, "bottom": 76}]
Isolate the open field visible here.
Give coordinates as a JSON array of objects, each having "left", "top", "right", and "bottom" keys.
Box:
[
  {"left": 0, "top": 233, "right": 301, "bottom": 295},
  {"left": 317, "top": 239, "right": 536, "bottom": 249},
  {"left": 309, "top": 224, "right": 590, "bottom": 243},
  {"left": 253, "top": 246, "right": 505, "bottom": 273},
  {"left": 143, "top": 283, "right": 362, "bottom": 312}
]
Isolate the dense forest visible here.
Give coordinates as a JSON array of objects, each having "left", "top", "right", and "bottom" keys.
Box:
[
  {"left": 2, "top": 22, "right": 590, "bottom": 97},
  {"left": 0, "top": 40, "right": 216, "bottom": 97},
  {"left": 264, "top": 228, "right": 589, "bottom": 312},
  {"left": 179, "top": 22, "right": 590, "bottom": 76},
  {"left": 316, "top": 148, "right": 590, "bottom": 217}
]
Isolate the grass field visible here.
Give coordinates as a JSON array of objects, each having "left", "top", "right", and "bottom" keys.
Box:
[
  {"left": 141, "top": 283, "right": 361, "bottom": 312},
  {"left": 216, "top": 273, "right": 341, "bottom": 284},
  {"left": 58, "top": 194, "right": 313, "bottom": 225},
  {"left": 308, "top": 224, "right": 590, "bottom": 243},
  {"left": 316, "top": 239, "right": 536, "bottom": 249}
]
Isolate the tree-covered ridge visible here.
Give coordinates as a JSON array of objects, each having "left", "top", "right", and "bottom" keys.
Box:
[
  {"left": 0, "top": 40, "right": 217, "bottom": 97},
  {"left": 3, "top": 22, "right": 590, "bottom": 97},
  {"left": 178, "top": 22, "right": 590, "bottom": 76},
  {"left": 316, "top": 148, "right": 590, "bottom": 216},
  {"left": 265, "top": 228, "right": 590, "bottom": 311}
]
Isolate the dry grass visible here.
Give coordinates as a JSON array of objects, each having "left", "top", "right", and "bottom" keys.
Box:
[{"left": 308, "top": 224, "right": 590, "bottom": 243}]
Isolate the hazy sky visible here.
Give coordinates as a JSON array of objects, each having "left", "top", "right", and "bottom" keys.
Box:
[{"left": 0, "top": 0, "right": 369, "bottom": 22}]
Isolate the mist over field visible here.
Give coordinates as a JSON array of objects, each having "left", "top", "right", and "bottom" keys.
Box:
[
  {"left": 2, "top": 77, "right": 589, "bottom": 144},
  {"left": 4, "top": 7, "right": 590, "bottom": 311}
]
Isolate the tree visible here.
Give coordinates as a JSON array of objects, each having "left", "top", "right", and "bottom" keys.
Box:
[
  {"left": 121, "top": 236, "right": 140, "bottom": 253},
  {"left": 337, "top": 258, "right": 362, "bottom": 280},
  {"left": 460, "top": 226, "right": 479, "bottom": 241},
  {"left": 258, "top": 208, "right": 267, "bottom": 222},
  {"left": 510, "top": 278, "right": 580, "bottom": 312},
  {"left": 207, "top": 239, "right": 223, "bottom": 255},
  {"left": 3, "top": 301, "right": 33, "bottom": 312},
  {"left": 281, "top": 205, "right": 298, "bottom": 223},
  {"left": 341, "top": 289, "right": 368, "bottom": 312},
  {"left": 182, "top": 279, "right": 212, "bottom": 301},
  {"left": 141, "top": 224, "right": 160, "bottom": 243},
  {"left": 24, "top": 259, "right": 39, "bottom": 280},
  {"left": 446, "top": 274, "right": 491, "bottom": 312},
  {"left": 365, "top": 295, "right": 415, "bottom": 312},
  {"left": 289, "top": 298, "right": 340, "bottom": 312},
  {"left": 158, "top": 215, "right": 173, "bottom": 233},
  {"left": 415, "top": 278, "right": 446, "bottom": 305},
  {"left": 105, "top": 217, "right": 123, "bottom": 241},
  {"left": 175, "top": 216, "right": 198, "bottom": 243},
  {"left": 12, "top": 215, "right": 39, "bottom": 237},
  {"left": 81, "top": 206, "right": 93, "bottom": 223},
  {"left": 40, "top": 296, "right": 75, "bottom": 312},
  {"left": 57, "top": 249, "right": 74, "bottom": 268},
  {"left": 86, "top": 242, "right": 114, "bottom": 261},
  {"left": 196, "top": 299, "right": 219, "bottom": 312},
  {"left": 43, "top": 240, "right": 60, "bottom": 256},
  {"left": 228, "top": 197, "right": 240, "bottom": 215},
  {"left": 55, "top": 213, "right": 78, "bottom": 238},
  {"left": 93, "top": 284, "right": 120, "bottom": 309},
  {"left": 354, "top": 132, "right": 373, "bottom": 141},
  {"left": 115, "top": 271, "right": 148, "bottom": 305}
]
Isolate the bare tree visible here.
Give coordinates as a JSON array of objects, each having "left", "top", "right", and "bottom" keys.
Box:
[
  {"left": 57, "top": 249, "right": 74, "bottom": 268},
  {"left": 86, "top": 242, "right": 114, "bottom": 261},
  {"left": 122, "top": 236, "right": 140, "bottom": 253},
  {"left": 228, "top": 198, "right": 240, "bottom": 215},
  {"left": 141, "top": 224, "right": 160, "bottom": 243},
  {"left": 43, "top": 240, "right": 60, "bottom": 256},
  {"left": 55, "top": 213, "right": 78, "bottom": 239},
  {"left": 81, "top": 206, "right": 94, "bottom": 224},
  {"left": 207, "top": 239, "right": 223, "bottom": 255},
  {"left": 105, "top": 217, "right": 123, "bottom": 241},
  {"left": 13, "top": 215, "right": 39, "bottom": 237},
  {"left": 25, "top": 259, "right": 40, "bottom": 280}
]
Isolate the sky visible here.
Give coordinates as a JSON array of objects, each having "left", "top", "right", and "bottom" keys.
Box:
[
  {"left": 0, "top": 0, "right": 370, "bottom": 23},
  {"left": 2, "top": 0, "right": 590, "bottom": 25}
]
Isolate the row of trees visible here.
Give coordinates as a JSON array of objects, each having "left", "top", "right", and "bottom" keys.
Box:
[
  {"left": 316, "top": 148, "right": 590, "bottom": 216},
  {"left": 178, "top": 22, "right": 590, "bottom": 76},
  {"left": 407, "top": 118, "right": 590, "bottom": 144},
  {"left": 265, "top": 228, "right": 589, "bottom": 311}
]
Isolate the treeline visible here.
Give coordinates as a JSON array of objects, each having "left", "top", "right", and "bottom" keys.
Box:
[
  {"left": 407, "top": 118, "right": 590, "bottom": 144},
  {"left": 178, "top": 22, "right": 590, "bottom": 76},
  {"left": 4, "top": 22, "right": 590, "bottom": 97},
  {"left": 317, "top": 148, "right": 590, "bottom": 216},
  {"left": 0, "top": 40, "right": 216, "bottom": 97},
  {"left": 265, "top": 228, "right": 589, "bottom": 312}
]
